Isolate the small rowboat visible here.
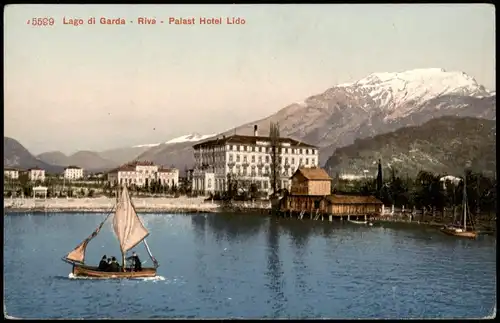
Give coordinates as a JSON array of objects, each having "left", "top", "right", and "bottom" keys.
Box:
[{"left": 348, "top": 220, "right": 368, "bottom": 225}]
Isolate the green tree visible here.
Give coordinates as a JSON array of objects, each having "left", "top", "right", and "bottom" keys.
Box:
[{"left": 269, "top": 122, "right": 281, "bottom": 197}]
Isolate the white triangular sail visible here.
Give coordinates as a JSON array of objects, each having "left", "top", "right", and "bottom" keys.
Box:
[{"left": 112, "top": 186, "right": 149, "bottom": 253}]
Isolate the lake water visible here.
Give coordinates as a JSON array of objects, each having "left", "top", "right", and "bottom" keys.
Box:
[{"left": 3, "top": 212, "right": 496, "bottom": 319}]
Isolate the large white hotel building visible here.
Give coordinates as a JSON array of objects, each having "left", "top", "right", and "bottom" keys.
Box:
[{"left": 192, "top": 125, "right": 319, "bottom": 195}]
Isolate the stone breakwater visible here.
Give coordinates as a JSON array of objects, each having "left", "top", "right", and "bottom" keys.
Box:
[{"left": 3, "top": 197, "right": 220, "bottom": 213}]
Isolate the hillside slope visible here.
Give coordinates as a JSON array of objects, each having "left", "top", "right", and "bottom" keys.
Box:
[
  {"left": 324, "top": 116, "right": 496, "bottom": 178},
  {"left": 4, "top": 137, "right": 63, "bottom": 174}
]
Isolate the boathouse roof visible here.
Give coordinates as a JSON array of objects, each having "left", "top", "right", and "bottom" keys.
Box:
[
  {"left": 293, "top": 167, "right": 332, "bottom": 181},
  {"left": 326, "top": 194, "right": 383, "bottom": 205}
]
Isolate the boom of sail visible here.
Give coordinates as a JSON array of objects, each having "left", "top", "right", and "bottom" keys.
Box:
[{"left": 63, "top": 186, "right": 157, "bottom": 268}]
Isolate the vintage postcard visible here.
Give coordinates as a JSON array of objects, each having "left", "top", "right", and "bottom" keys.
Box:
[{"left": 3, "top": 3, "right": 496, "bottom": 320}]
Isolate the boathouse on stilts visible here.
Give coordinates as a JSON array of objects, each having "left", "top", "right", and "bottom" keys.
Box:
[{"left": 279, "top": 167, "right": 383, "bottom": 222}]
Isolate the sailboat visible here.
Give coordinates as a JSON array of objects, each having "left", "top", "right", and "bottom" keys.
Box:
[
  {"left": 62, "top": 185, "right": 159, "bottom": 278},
  {"left": 440, "top": 174, "right": 478, "bottom": 239}
]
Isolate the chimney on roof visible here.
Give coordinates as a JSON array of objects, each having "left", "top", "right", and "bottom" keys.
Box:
[{"left": 254, "top": 125, "right": 258, "bottom": 137}]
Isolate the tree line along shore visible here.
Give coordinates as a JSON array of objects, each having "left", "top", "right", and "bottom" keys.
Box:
[{"left": 4, "top": 168, "right": 496, "bottom": 230}]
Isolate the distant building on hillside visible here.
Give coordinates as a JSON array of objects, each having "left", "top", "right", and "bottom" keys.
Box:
[
  {"left": 4, "top": 168, "right": 20, "bottom": 179},
  {"left": 106, "top": 160, "right": 179, "bottom": 188},
  {"left": 28, "top": 167, "right": 45, "bottom": 182},
  {"left": 64, "top": 166, "right": 84, "bottom": 180},
  {"left": 191, "top": 125, "right": 319, "bottom": 195}
]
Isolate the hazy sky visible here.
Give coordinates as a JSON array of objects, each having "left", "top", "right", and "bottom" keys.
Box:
[{"left": 4, "top": 4, "right": 495, "bottom": 155}]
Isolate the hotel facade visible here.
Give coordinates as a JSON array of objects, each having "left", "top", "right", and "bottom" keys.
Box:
[
  {"left": 107, "top": 161, "right": 179, "bottom": 188},
  {"left": 192, "top": 125, "right": 319, "bottom": 195},
  {"left": 64, "top": 166, "right": 84, "bottom": 180}
]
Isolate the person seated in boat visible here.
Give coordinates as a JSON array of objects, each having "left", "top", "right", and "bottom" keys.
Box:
[
  {"left": 107, "top": 257, "right": 121, "bottom": 272},
  {"left": 98, "top": 255, "right": 108, "bottom": 271},
  {"left": 107, "top": 257, "right": 112, "bottom": 267},
  {"left": 126, "top": 251, "right": 142, "bottom": 272}
]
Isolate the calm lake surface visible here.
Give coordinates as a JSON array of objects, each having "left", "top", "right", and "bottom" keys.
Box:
[{"left": 3, "top": 212, "right": 496, "bottom": 319}]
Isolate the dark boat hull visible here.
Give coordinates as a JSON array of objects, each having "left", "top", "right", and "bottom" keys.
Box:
[{"left": 72, "top": 265, "right": 157, "bottom": 278}]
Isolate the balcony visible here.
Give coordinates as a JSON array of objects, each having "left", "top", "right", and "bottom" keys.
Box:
[
  {"left": 242, "top": 162, "right": 250, "bottom": 167},
  {"left": 257, "top": 162, "right": 264, "bottom": 168},
  {"left": 227, "top": 161, "right": 235, "bottom": 167}
]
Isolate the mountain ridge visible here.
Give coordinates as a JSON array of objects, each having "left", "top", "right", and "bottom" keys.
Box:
[
  {"left": 324, "top": 116, "right": 496, "bottom": 178},
  {"left": 32, "top": 67, "right": 496, "bottom": 173},
  {"left": 4, "top": 137, "right": 64, "bottom": 174}
]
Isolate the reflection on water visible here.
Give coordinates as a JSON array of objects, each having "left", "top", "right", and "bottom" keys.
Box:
[
  {"left": 3, "top": 212, "right": 497, "bottom": 319},
  {"left": 265, "top": 217, "right": 287, "bottom": 317}
]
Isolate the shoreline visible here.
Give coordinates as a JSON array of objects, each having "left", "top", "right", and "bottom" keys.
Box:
[
  {"left": 3, "top": 197, "right": 272, "bottom": 215},
  {"left": 3, "top": 198, "right": 495, "bottom": 233}
]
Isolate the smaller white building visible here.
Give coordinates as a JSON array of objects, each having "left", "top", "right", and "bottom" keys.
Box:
[
  {"left": 28, "top": 167, "right": 45, "bottom": 182},
  {"left": 158, "top": 168, "right": 180, "bottom": 188},
  {"left": 107, "top": 161, "right": 179, "bottom": 188},
  {"left": 439, "top": 175, "right": 462, "bottom": 189},
  {"left": 4, "top": 168, "right": 19, "bottom": 179},
  {"left": 64, "top": 166, "right": 84, "bottom": 180}
]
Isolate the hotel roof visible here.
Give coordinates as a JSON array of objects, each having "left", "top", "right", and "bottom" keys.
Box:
[{"left": 192, "top": 134, "right": 317, "bottom": 149}]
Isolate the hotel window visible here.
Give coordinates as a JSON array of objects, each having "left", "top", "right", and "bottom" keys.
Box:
[
  {"left": 311, "top": 158, "right": 315, "bottom": 166},
  {"left": 285, "top": 157, "right": 289, "bottom": 164},
  {"left": 265, "top": 156, "right": 270, "bottom": 163},
  {"left": 258, "top": 156, "right": 262, "bottom": 162},
  {"left": 251, "top": 155, "right": 255, "bottom": 163},
  {"left": 208, "top": 179, "right": 212, "bottom": 188},
  {"left": 232, "top": 145, "right": 236, "bottom": 151},
  {"left": 243, "top": 156, "right": 247, "bottom": 163},
  {"left": 306, "top": 158, "right": 309, "bottom": 165},
  {"left": 236, "top": 155, "right": 240, "bottom": 162},
  {"left": 258, "top": 168, "right": 262, "bottom": 176},
  {"left": 252, "top": 146, "right": 255, "bottom": 152},
  {"left": 291, "top": 157, "right": 295, "bottom": 165},
  {"left": 299, "top": 158, "right": 303, "bottom": 165}
]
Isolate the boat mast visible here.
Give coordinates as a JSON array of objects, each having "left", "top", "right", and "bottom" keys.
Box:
[{"left": 463, "top": 173, "right": 467, "bottom": 231}]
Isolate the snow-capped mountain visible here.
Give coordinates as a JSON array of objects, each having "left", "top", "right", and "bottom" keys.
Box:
[
  {"left": 222, "top": 68, "right": 495, "bottom": 166},
  {"left": 133, "top": 133, "right": 216, "bottom": 148},
  {"left": 36, "top": 67, "right": 496, "bottom": 174},
  {"left": 336, "top": 68, "right": 491, "bottom": 121}
]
